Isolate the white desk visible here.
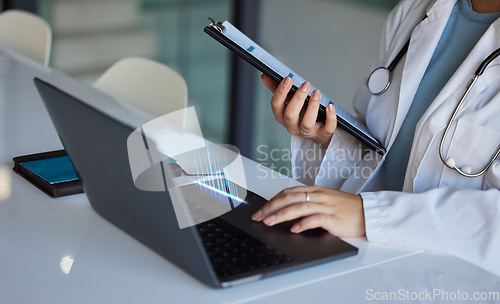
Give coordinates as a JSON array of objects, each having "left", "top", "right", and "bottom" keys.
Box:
[{"left": 1, "top": 48, "right": 499, "bottom": 304}]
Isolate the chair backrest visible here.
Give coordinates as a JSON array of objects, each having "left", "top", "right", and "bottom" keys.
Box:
[
  {"left": 94, "top": 57, "right": 188, "bottom": 117},
  {"left": 0, "top": 9, "right": 52, "bottom": 66}
]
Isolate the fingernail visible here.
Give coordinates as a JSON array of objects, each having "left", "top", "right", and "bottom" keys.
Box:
[
  {"left": 283, "top": 77, "right": 292, "bottom": 87},
  {"left": 311, "top": 89, "right": 320, "bottom": 100},
  {"left": 291, "top": 224, "right": 300, "bottom": 233},
  {"left": 263, "top": 215, "right": 276, "bottom": 226},
  {"left": 300, "top": 81, "right": 310, "bottom": 92},
  {"left": 251, "top": 210, "right": 262, "bottom": 221},
  {"left": 327, "top": 104, "right": 334, "bottom": 113}
]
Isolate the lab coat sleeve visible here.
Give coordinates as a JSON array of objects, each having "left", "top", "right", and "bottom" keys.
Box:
[
  {"left": 291, "top": 129, "right": 356, "bottom": 185},
  {"left": 291, "top": 128, "right": 380, "bottom": 191},
  {"left": 290, "top": 134, "right": 324, "bottom": 185},
  {"left": 361, "top": 187, "right": 500, "bottom": 275}
]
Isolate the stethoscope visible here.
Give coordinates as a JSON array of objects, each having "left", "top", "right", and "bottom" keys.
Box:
[{"left": 366, "top": 24, "right": 500, "bottom": 177}]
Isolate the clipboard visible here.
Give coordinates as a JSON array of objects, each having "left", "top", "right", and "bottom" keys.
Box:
[{"left": 204, "top": 18, "right": 385, "bottom": 155}]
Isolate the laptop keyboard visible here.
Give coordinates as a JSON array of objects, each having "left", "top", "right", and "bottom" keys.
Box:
[{"left": 197, "top": 220, "right": 294, "bottom": 278}]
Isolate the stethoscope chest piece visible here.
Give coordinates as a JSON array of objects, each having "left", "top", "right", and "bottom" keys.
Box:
[{"left": 367, "top": 67, "right": 391, "bottom": 95}]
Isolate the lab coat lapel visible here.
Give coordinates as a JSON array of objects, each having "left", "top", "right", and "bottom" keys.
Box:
[
  {"left": 417, "top": 19, "right": 500, "bottom": 130},
  {"left": 387, "top": 0, "right": 456, "bottom": 149}
]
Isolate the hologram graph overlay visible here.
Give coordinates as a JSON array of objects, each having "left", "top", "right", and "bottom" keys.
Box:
[{"left": 127, "top": 107, "right": 247, "bottom": 228}]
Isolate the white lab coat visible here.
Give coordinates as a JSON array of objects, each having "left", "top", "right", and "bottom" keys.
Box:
[{"left": 291, "top": 0, "right": 500, "bottom": 275}]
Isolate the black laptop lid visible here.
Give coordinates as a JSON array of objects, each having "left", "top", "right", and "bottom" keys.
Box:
[{"left": 34, "top": 78, "right": 219, "bottom": 287}]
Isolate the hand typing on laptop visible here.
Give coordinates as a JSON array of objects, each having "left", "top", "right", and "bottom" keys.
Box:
[{"left": 252, "top": 185, "right": 365, "bottom": 238}]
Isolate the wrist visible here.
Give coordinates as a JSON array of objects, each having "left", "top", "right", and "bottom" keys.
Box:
[{"left": 315, "top": 134, "right": 334, "bottom": 150}]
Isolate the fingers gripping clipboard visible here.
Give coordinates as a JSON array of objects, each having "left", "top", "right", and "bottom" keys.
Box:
[{"left": 204, "top": 18, "right": 385, "bottom": 155}]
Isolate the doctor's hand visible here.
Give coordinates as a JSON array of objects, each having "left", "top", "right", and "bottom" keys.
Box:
[
  {"left": 261, "top": 74, "right": 337, "bottom": 149},
  {"left": 251, "top": 185, "right": 366, "bottom": 238}
]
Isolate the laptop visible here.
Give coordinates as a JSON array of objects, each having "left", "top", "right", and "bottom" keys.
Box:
[{"left": 34, "top": 77, "right": 358, "bottom": 288}]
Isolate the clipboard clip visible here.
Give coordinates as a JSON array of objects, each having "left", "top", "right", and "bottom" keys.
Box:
[{"left": 208, "top": 17, "right": 225, "bottom": 33}]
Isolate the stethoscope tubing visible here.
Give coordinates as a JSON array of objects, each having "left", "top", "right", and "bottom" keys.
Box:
[
  {"left": 439, "top": 49, "right": 500, "bottom": 177},
  {"left": 388, "top": 39, "right": 411, "bottom": 73},
  {"left": 476, "top": 48, "right": 500, "bottom": 76}
]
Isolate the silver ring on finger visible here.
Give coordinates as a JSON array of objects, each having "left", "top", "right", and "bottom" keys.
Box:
[
  {"left": 300, "top": 127, "right": 314, "bottom": 136},
  {"left": 305, "top": 191, "right": 310, "bottom": 202}
]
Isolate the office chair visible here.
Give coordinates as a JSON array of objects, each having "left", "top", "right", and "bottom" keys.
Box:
[
  {"left": 0, "top": 9, "right": 52, "bottom": 66},
  {"left": 94, "top": 57, "right": 188, "bottom": 117}
]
